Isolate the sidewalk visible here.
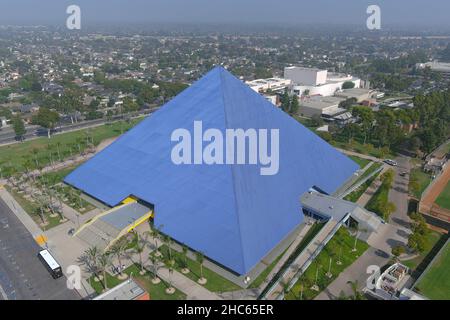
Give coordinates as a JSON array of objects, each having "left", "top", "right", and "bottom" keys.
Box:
[
  {"left": 0, "top": 186, "right": 43, "bottom": 239},
  {"left": 337, "top": 148, "right": 382, "bottom": 163}
]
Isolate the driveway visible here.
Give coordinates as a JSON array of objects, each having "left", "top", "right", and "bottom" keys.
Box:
[{"left": 388, "top": 156, "right": 412, "bottom": 230}]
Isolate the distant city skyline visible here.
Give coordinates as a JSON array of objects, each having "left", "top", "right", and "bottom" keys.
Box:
[{"left": 0, "top": 0, "right": 449, "bottom": 29}]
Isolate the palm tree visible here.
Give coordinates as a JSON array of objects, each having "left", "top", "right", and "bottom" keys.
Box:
[
  {"left": 55, "top": 142, "right": 62, "bottom": 162},
  {"left": 134, "top": 238, "right": 146, "bottom": 275},
  {"left": 108, "top": 239, "right": 128, "bottom": 278},
  {"left": 181, "top": 245, "right": 189, "bottom": 273},
  {"left": 83, "top": 246, "right": 101, "bottom": 281},
  {"left": 165, "top": 258, "right": 176, "bottom": 294},
  {"left": 347, "top": 280, "right": 365, "bottom": 300},
  {"left": 98, "top": 253, "right": 112, "bottom": 290},
  {"left": 164, "top": 235, "right": 173, "bottom": 261},
  {"left": 31, "top": 148, "right": 40, "bottom": 167},
  {"left": 195, "top": 251, "right": 206, "bottom": 284},
  {"left": 46, "top": 144, "right": 55, "bottom": 167},
  {"left": 149, "top": 228, "right": 159, "bottom": 252},
  {"left": 148, "top": 254, "right": 160, "bottom": 284}
]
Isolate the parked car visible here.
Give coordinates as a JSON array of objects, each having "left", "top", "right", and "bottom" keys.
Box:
[{"left": 384, "top": 159, "right": 398, "bottom": 166}]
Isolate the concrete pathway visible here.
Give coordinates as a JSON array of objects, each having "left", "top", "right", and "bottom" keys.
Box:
[
  {"left": 0, "top": 186, "right": 43, "bottom": 239},
  {"left": 153, "top": 264, "right": 221, "bottom": 300},
  {"left": 337, "top": 148, "right": 382, "bottom": 163}
]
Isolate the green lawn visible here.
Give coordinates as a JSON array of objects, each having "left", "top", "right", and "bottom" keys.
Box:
[
  {"left": 409, "top": 168, "right": 432, "bottom": 199},
  {"left": 415, "top": 242, "right": 450, "bottom": 300},
  {"left": 90, "top": 263, "right": 186, "bottom": 300},
  {"left": 349, "top": 156, "right": 371, "bottom": 169},
  {"left": 403, "top": 230, "right": 443, "bottom": 271},
  {"left": 0, "top": 119, "right": 143, "bottom": 173},
  {"left": 155, "top": 245, "right": 242, "bottom": 293},
  {"left": 37, "top": 165, "right": 78, "bottom": 185},
  {"left": 331, "top": 139, "right": 395, "bottom": 159},
  {"left": 435, "top": 181, "right": 450, "bottom": 210},
  {"left": 365, "top": 180, "right": 390, "bottom": 218},
  {"left": 285, "top": 227, "right": 369, "bottom": 300}
]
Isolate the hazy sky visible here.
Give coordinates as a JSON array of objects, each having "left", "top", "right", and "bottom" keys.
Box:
[{"left": 0, "top": 0, "right": 449, "bottom": 28}]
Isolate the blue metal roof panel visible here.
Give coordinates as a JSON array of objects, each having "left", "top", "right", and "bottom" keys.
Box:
[{"left": 65, "top": 66, "right": 358, "bottom": 274}]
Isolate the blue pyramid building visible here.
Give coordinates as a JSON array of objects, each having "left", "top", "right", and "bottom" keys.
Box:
[{"left": 65, "top": 67, "right": 358, "bottom": 275}]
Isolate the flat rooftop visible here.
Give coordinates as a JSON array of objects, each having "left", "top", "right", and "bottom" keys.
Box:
[
  {"left": 93, "top": 279, "right": 148, "bottom": 300},
  {"left": 301, "top": 96, "right": 344, "bottom": 110},
  {"left": 301, "top": 191, "right": 382, "bottom": 231},
  {"left": 100, "top": 202, "right": 150, "bottom": 230},
  {"left": 336, "top": 88, "right": 372, "bottom": 97}
]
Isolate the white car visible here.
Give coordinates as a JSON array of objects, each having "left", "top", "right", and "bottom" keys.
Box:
[{"left": 384, "top": 159, "right": 398, "bottom": 166}]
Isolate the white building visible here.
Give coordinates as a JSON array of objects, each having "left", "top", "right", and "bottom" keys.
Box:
[
  {"left": 246, "top": 78, "right": 292, "bottom": 93},
  {"left": 284, "top": 66, "right": 361, "bottom": 97},
  {"left": 416, "top": 61, "right": 450, "bottom": 73},
  {"left": 299, "top": 96, "right": 345, "bottom": 118},
  {"left": 284, "top": 66, "right": 327, "bottom": 86}
]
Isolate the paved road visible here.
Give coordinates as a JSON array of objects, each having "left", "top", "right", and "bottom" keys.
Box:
[
  {"left": 389, "top": 156, "right": 412, "bottom": 230},
  {"left": 0, "top": 198, "right": 80, "bottom": 300},
  {"left": 0, "top": 108, "right": 156, "bottom": 146}
]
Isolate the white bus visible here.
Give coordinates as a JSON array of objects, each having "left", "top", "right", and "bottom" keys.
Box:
[{"left": 38, "top": 249, "right": 63, "bottom": 279}]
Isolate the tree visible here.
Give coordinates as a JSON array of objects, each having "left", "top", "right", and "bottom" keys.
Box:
[
  {"left": 408, "top": 213, "right": 429, "bottom": 253},
  {"left": 11, "top": 115, "right": 26, "bottom": 141},
  {"left": 148, "top": 254, "right": 160, "bottom": 282},
  {"left": 408, "top": 232, "right": 427, "bottom": 253},
  {"left": 134, "top": 237, "right": 146, "bottom": 275},
  {"left": 339, "top": 97, "right": 357, "bottom": 109},
  {"left": 409, "top": 175, "right": 421, "bottom": 198},
  {"left": 83, "top": 246, "right": 101, "bottom": 281},
  {"left": 195, "top": 251, "right": 206, "bottom": 283},
  {"left": 166, "top": 258, "right": 176, "bottom": 293},
  {"left": 391, "top": 245, "right": 405, "bottom": 260},
  {"left": 181, "top": 245, "right": 189, "bottom": 271},
  {"left": 342, "top": 81, "right": 356, "bottom": 89},
  {"left": 280, "top": 90, "right": 290, "bottom": 113},
  {"left": 343, "top": 123, "right": 360, "bottom": 143},
  {"left": 346, "top": 280, "right": 365, "bottom": 300},
  {"left": 352, "top": 106, "right": 374, "bottom": 144},
  {"left": 32, "top": 108, "right": 60, "bottom": 138},
  {"left": 310, "top": 114, "right": 324, "bottom": 127},
  {"left": 381, "top": 169, "right": 395, "bottom": 187},
  {"left": 108, "top": 238, "right": 128, "bottom": 277},
  {"left": 98, "top": 253, "right": 112, "bottom": 291},
  {"left": 290, "top": 95, "right": 299, "bottom": 115}
]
